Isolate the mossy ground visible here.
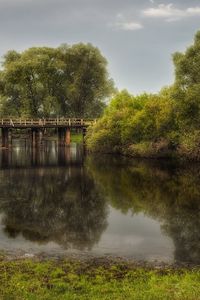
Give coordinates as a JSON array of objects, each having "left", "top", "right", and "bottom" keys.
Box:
[{"left": 0, "top": 258, "right": 199, "bottom": 300}]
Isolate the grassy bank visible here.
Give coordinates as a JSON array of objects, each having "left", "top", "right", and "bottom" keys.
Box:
[{"left": 0, "top": 258, "right": 199, "bottom": 300}]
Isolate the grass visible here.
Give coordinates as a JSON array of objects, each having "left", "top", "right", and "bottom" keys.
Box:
[
  {"left": 0, "top": 259, "right": 199, "bottom": 300},
  {"left": 44, "top": 133, "right": 83, "bottom": 144},
  {"left": 70, "top": 133, "right": 84, "bottom": 144}
]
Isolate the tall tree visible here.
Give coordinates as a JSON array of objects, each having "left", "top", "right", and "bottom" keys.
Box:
[
  {"left": 60, "top": 43, "right": 114, "bottom": 117},
  {"left": 0, "top": 44, "right": 114, "bottom": 118},
  {"left": 173, "top": 30, "right": 200, "bottom": 129}
]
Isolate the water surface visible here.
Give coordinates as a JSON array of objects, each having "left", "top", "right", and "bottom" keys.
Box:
[{"left": 0, "top": 142, "right": 199, "bottom": 264}]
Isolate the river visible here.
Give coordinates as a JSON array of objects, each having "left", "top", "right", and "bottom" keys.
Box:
[{"left": 0, "top": 141, "right": 199, "bottom": 264}]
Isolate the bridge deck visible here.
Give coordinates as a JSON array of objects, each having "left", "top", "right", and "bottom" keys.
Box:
[{"left": 0, "top": 118, "right": 95, "bottom": 128}]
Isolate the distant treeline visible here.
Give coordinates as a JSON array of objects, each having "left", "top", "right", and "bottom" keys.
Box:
[
  {"left": 86, "top": 31, "right": 200, "bottom": 160},
  {"left": 0, "top": 43, "right": 114, "bottom": 118}
]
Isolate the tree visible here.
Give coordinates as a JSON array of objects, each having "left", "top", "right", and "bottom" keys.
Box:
[
  {"left": 0, "top": 47, "right": 64, "bottom": 117},
  {"left": 86, "top": 90, "right": 176, "bottom": 153},
  {"left": 173, "top": 31, "right": 200, "bottom": 90},
  {"left": 173, "top": 31, "right": 200, "bottom": 129},
  {"left": 60, "top": 43, "right": 114, "bottom": 117},
  {"left": 0, "top": 44, "right": 114, "bottom": 118}
]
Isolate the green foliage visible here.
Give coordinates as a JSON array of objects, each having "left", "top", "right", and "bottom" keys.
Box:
[
  {"left": 173, "top": 31, "right": 200, "bottom": 90},
  {"left": 178, "top": 130, "right": 200, "bottom": 160},
  {"left": 173, "top": 31, "right": 200, "bottom": 130},
  {"left": 0, "top": 44, "right": 114, "bottom": 118},
  {"left": 86, "top": 90, "right": 176, "bottom": 154},
  {"left": 87, "top": 30, "right": 200, "bottom": 159}
]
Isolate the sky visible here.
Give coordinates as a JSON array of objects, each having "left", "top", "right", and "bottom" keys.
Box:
[{"left": 0, "top": 0, "right": 200, "bottom": 94}]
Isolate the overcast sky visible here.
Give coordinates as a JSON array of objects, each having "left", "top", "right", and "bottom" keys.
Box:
[{"left": 0, "top": 0, "right": 199, "bottom": 94}]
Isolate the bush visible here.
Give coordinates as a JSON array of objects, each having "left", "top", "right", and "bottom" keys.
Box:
[
  {"left": 178, "top": 131, "right": 200, "bottom": 160},
  {"left": 123, "top": 139, "right": 172, "bottom": 158}
]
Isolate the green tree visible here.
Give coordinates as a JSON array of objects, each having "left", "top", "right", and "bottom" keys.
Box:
[
  {"left": 0, "top": 44, "right": 114, "bottom": 118},
  {"left": 173, "top": 31, "right": 200, "bottom": 129},
  {"left": 86, "top": 31, "right": 200, "bottom": 158},
  {"left": 60, "top": 43, "right": 114, "bottom": 117},
  {"left": 0, "top": 47, "right": 64, "bottom": 117},
  {"left": 86, "top": 90, "right": 176, "bottom": 154}
]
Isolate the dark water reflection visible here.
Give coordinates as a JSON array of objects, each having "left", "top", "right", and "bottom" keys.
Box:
[{"left": 0, "top": 143, "right": 199, "bottom": 264}]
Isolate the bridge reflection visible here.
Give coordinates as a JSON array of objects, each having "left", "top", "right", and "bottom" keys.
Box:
[{"left": 0, "top": 142, "right": 85, "bottom": 169}]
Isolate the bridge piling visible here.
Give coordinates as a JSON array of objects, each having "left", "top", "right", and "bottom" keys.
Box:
[
  {"left": 31, "top": 129, "right": 36, "bottom": 147},
  {"left": 65, "top": 128, "right": 71, "bottom": 146},
  {"left": 1, "top": 128, "right": 9, "bottom": 148},
  {"left": 31, "top": 128, "right": 43, "bottom": 147},
  {"left": 58, "top": 128, "right": 71, "bottom": 146},
  {"left": 82, "top": 127, "right": 87, "bottom": 144},
  {"left": 58, "top": 128, "right": 64, "bottom": 146}
]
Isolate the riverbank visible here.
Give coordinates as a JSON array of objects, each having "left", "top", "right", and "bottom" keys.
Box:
[
  {"left": 0, "top": 257, "right": 199, "bottom": 300},
  {"left": 90, "top": 140, "right": 175, "bottom": 159},
  {"left": 86, "top": 139, "right": 200, "bottom": 161}
]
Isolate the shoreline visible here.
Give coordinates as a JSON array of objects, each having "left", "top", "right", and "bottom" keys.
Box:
[
  {"left": 1, "top": 252, "right": 199, "bottom": 270},
  {"left": 86, "top": 147, "right": 200, "bottom": 163}
]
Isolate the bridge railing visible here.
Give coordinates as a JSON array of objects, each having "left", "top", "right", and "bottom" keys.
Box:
[{"left": 0, "top": 118, "right": 96, "bottom": 127}]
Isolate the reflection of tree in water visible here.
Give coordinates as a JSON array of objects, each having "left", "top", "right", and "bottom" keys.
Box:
[
  {"left": 0, "top": 167, "right": 108, "bottom": 250},
  {"left": 1, "top": 150, "right": 200, "bottom": 263},
  {"left": 87, "top": 156, "right": 200, "bottom": 264}
]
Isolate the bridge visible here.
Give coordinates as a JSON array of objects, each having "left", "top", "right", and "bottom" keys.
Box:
[{"left": 0, "top": 118, "right": 96, "bottom": 148}]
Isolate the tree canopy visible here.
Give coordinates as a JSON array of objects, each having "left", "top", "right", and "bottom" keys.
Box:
[
  {"left": 86, "top": 30, "right": 200, "bottom": 160},
  {"left": 173, "top": 31, "right": 200, "bottom": 129},
  {"left": 0, "top": 44, "right": 114, "bottom": 118}
]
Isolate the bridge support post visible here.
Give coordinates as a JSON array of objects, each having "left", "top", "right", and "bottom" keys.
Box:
[
  {"left": 58, "top": 128, "right": 64, "bottom": 146},
  {"left": 31, "top": 129, "right": 36, "bottom": 147},
  {"left": 31, "top": 128, "right": 43, "bottom": 147},
  {"left": 1, "top": 128, "right": 9, "bottom": 148},
  {"left": 82, "top": 127, "right": 87, "bottom": 144},
  {"left": 9, "top": 130, "right": 12, "bottom": 147},
  {"left": 58, "top": 128, "right": 71, "bottom": 146},
  {"left": 65, "top": 128, "right": 71, "bottom": 146}
]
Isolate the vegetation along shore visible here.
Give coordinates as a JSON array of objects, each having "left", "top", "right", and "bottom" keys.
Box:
[{"left": 86, "top": 31, "right": 200, "bottom": 161}]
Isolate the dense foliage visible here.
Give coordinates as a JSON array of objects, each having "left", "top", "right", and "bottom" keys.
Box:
[
  {"left": 86, "top": 31, "right": 200, "bottom": 159},
  {"left": 0, "top": 44, "right": 114, "bottom": 118}
]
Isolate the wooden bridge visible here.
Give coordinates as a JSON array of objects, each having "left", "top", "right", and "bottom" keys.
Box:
[{"left": 0, "top": 118, "right": 96, "bottom": 148}]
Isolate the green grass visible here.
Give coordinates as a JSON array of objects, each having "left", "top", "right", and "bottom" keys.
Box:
[
  {"left": 0, "top": 259, "right": 199, "bottom": 300},
  {"left": 70, "top": 133, "right": 83, "bottom": 143},
  {"left": 42, "top": 133, "right": 83, "bottom": 143}
]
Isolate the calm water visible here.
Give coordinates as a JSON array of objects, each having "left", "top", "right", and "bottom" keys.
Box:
[{"left": 0, "top": 142, "right": 199, "bottom": 264}]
